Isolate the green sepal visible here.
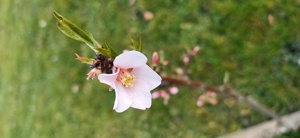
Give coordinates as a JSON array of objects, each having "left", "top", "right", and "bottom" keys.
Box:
[
  {"left": 95, "top": 42, "right": 118, "bottom": 58},
  {"left": 130, "top": 37, "right": 142, "bottom": 52},
  {"left": 53, "top": 11, "right": 97, "bottom": 50},
  {"left": 94, "top": 47, "right": 111, "bottom": 57},
  {"left": 75, "top": 53, "right": 94, "bottom": 65},
  {"left": 104, "top": 42, "right": 118, "bottom": 58}
]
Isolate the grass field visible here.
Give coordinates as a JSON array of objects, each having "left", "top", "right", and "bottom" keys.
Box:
[{"left": 0, "top": 0, "right": 300, "bottom": 138}]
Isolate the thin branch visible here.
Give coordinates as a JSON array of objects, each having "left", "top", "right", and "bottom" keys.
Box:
[
  {"left": 162, "top": 76, "right": 281, "bottom": 122},
  {"left": 162, "top": 76, "right": 221, "bottom": 94}
]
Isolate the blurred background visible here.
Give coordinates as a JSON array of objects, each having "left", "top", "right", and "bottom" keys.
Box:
[{"left": 0, "top": 0, "right": 299, "bottom": 138}]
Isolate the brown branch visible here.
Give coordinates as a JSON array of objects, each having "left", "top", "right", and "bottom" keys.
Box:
[
  {"left": 162, "top": 76, "right": 281, "bottom": 122},
  {"left": 162, "top": 77, "right": 222, "bottom": 94}
]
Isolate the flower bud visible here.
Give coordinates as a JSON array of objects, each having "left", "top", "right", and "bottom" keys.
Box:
[
  {"left": 160, "top": 90, "right": 168, "bottom": 98},
  {"left": 183, "top": 56, "right": 190, "bottom": 65},
  {"left": 86, "top": 68, "right": 101, "bottom": 80},
  {"left": 168, "top": 87, "right": 179, "bottom": 95},
  {"left": 163, "top": 94, "right": 170, "bottom": 105},
  {"left": 144, "top": 11, "right": 154, "bottom": 21},
  {"left": 162, "top": 60, "right": 169, "bottom": 66},
  {"left": 197, "top": 96, "right": 204, "bottom": 107},
  {"left": 151, "top": 91, "right": 160, "bottom": 99},
  {"left": 206, "top": 91, "right": 216, "bottom": 97},
  {"left": 191, "top": 46, "right": 200, "bottom": 56},
  {"left": 209, "top": 98, "right": 218, "bottom": 105},
  {"left": 152, "top": 52, "right": 159, "bottom": 66}
]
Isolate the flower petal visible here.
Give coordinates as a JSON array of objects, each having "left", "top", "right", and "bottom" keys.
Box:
[
  {"left": 98, "top": 68, "right": 119, "bottom": 89},
  {"left": 130, "top": 80, "right": 152, "bottom": 110},
  {"left": 113, "top": 83, "right": 134, "bottom": 113},
  {"left": 114, "top": 51, "right": 147, "bottom": 69},
  {"left": 132, "top": 65, "right": 162, "bottom": 91},
  {"left": 131, "top": 90, "right": 152, "bottom": 110}
]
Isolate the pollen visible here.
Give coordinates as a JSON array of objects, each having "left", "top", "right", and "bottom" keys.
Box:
[{"left": 118, "top": 69, "right": 136, "bottom": 88}]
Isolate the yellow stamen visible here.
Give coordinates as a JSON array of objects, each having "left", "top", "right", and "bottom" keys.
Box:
[{"left": 118, "top": 69, "right": 136, "bottom": 88}]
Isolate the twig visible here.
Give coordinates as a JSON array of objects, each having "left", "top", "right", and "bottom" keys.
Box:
[
  {"left": 162, "top": 76, "right": 221, "bottom": 94},
  {"left": 162, "top": 76, "right": 281, "bottom": 123}
]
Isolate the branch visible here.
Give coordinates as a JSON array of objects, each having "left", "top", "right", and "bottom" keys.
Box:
[
  {"left": 162, "top": 76, "right": 222, "bottom": 95},
  {"left": 162, "top": 76, "right": 281, "bottom": 123}
]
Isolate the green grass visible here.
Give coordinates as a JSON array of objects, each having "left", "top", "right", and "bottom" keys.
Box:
[
  {"left": 276, "top": 126, "right": 300, "bottom": 138},
  {"left": 0, "top": 0, "right": 300, "bottom": 138}
]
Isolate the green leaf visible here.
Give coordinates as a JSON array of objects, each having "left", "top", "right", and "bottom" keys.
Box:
[
  {"left": 95, "top": 43, "right": 118, "bottom": 58},
  {"left": 53, "top": 11, "right": 96, "bottom": 49},
  {"left": 104, "top": 42, "right": 118, "bottom": 58},
  {"left": 53, "top": 11, "right": 119, "bottom": 58},
  {"left": 94, "top": 47, "right": 110, "bottom": 57},
  {"left": 131, "top": 37, "right": 142, "bottom": 52}
]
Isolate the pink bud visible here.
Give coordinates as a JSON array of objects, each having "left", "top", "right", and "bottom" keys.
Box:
[
  {"left": 86, "top": 68, "right": 101, "bottom": 80},
  {"left": 144, "top": 11, "right": 154, "bottom": 21},
  {"left": 163, "top": 95, "right": 170, "bottom": 105},
  {"left": 152, "top": 52, "right": 159, "bottom": 66},
  {"left": 209, "top": 98, "right": 218, "bottom": 105},
  {"left": 206, "top": 91, "right": 217, "bottom": 97},
  {"left": 163, "top": 60, "right": 169, "bottom": 66},
  {"left": 191, "top": 46, "right": 200, "bottom": 56},
  {"left": 197, "top": 96, "right": 204, "bottom": 107},
  {"left": 152, "top": 91, "right": 160, "bottom": 99},
  {"left": 168, "top": 87, "right": 179, "bottom": 95},
  {"left": 183, "top": 56, "right": 190, "bottom": 65},
  {"left": 160, "top": 90, "right": 168, "bottom": 98}
]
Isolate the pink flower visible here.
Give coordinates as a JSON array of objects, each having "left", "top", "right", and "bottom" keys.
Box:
[{"left": 98, "top": 51, "right": 162, "bottom": 113}]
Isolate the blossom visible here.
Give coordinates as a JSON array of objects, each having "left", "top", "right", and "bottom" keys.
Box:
[{"left": 98, "top": 51, "right": 162, "bottom": 113}]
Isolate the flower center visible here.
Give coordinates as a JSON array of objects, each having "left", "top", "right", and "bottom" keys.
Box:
[{"left": 117, "top": 69, "right": 136, "bottom": 88}]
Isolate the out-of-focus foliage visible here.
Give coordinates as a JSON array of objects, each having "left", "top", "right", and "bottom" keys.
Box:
[{"left": 0, "top": 0, "right": 299, "bottom": 138}]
